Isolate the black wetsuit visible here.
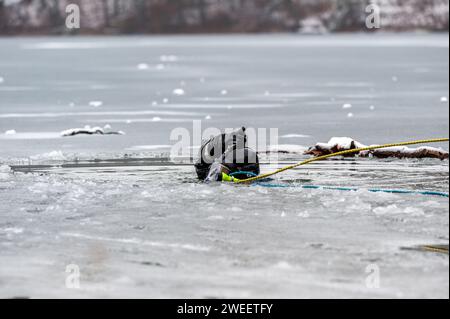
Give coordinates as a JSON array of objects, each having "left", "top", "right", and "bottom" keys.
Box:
[{"left": 195, "top": 127, "right": 260, "bottom": 181}]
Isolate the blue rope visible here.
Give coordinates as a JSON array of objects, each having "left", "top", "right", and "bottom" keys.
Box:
[
  {"left": 229, "top": 171, "right": 259, "bottom": 177},
  {"left": 255, "top": 183, "right": 449, "bottom": 198},
  {"left": 228, "top": 171, "right": 449, "bottom": 198}
]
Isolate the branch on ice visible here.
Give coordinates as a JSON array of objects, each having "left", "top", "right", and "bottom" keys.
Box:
[
  {"left": 305, "top": 137, "right": 449, "bottom": 160},
  {"left": 61, "top": 126, "right": 125, "bottom": 137}
]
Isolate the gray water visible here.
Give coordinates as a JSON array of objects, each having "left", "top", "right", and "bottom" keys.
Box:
[{"left": 0, "top": 34, "right": 448, "bottom": 298}]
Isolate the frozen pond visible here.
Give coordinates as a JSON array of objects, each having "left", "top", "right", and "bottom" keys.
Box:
[{"left": 0, "top": 34, "right": 448, "bottom": 298}]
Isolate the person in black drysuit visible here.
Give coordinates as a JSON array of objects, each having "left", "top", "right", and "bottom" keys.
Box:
[{"left": 195, "top": 127, "right": 260, "bottom": 182}]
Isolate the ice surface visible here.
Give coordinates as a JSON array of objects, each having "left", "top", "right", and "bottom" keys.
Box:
[
  {"left": 1, "top": 158, "right": 448, "bottom": 298},
  {"left": 0, "top": 34, "right": 448, "bottom": 298}
]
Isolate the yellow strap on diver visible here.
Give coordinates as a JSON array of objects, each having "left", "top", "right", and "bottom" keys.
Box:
[{"left": 222, "top": 173, "right": 241, "bottom": 183}]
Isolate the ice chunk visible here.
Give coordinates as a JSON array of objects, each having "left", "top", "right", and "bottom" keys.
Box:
[
  {"left": 220, "top": 90, "right": 228, "bottom": 96},
  {"left": 342, "top": 103, "right": 352, "bottom": 109},
  {"left": 325, "top": 137, "right": 366, "bottom": 149},
  {"left": 5, "top": 129, "right": 17, "bottom": 135},
  {"left": 152, "top": 117, "right": 162, "bottom": 122},
  {"left": 441, "top": 96, "right": 448, "bottom": 103},
  {"left": 137, "top": 63, "right": 149, "bottom": 70},
  {"left": 173, "top": 88, "right": 185, "bottom": 96},
  {"left": 347, "top": 112, "right": 354, "bottom": 118},
  {"left": 89, "top": 101, "right": 103, "bottom": 108}
]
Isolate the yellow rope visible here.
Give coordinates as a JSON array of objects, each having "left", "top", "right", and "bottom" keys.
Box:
[
  {"left": 421, "top": 245, "right": 449, "bottom": 254},
  {"left": 235, "top": 138, "right": 449, "bottom": 184}
]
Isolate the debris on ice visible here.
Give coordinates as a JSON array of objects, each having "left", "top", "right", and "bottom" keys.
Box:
[
  {"left": 61, "top": 126, "right": 124, "bottom": 137},
  {"left": 306, "top": 137, "right": 449, "bottom": 160}
]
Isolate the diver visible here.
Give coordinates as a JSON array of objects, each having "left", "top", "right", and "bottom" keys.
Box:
[{"left": 195, "top": 127, "right": 260, "bottom": 182}]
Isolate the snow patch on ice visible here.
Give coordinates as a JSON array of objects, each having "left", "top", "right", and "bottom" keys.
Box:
[
  {"left": 89, "top": 101, "right": 103, "bottom": 108},
  {"left": 137, "top": 63, "right": 149, "bottom": 70},
  {"left": 317, "top": 137, "right": 366, "bottom": 150},
  {"left": 173, "top": 88, "right": 185, "bottom": 96}
]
